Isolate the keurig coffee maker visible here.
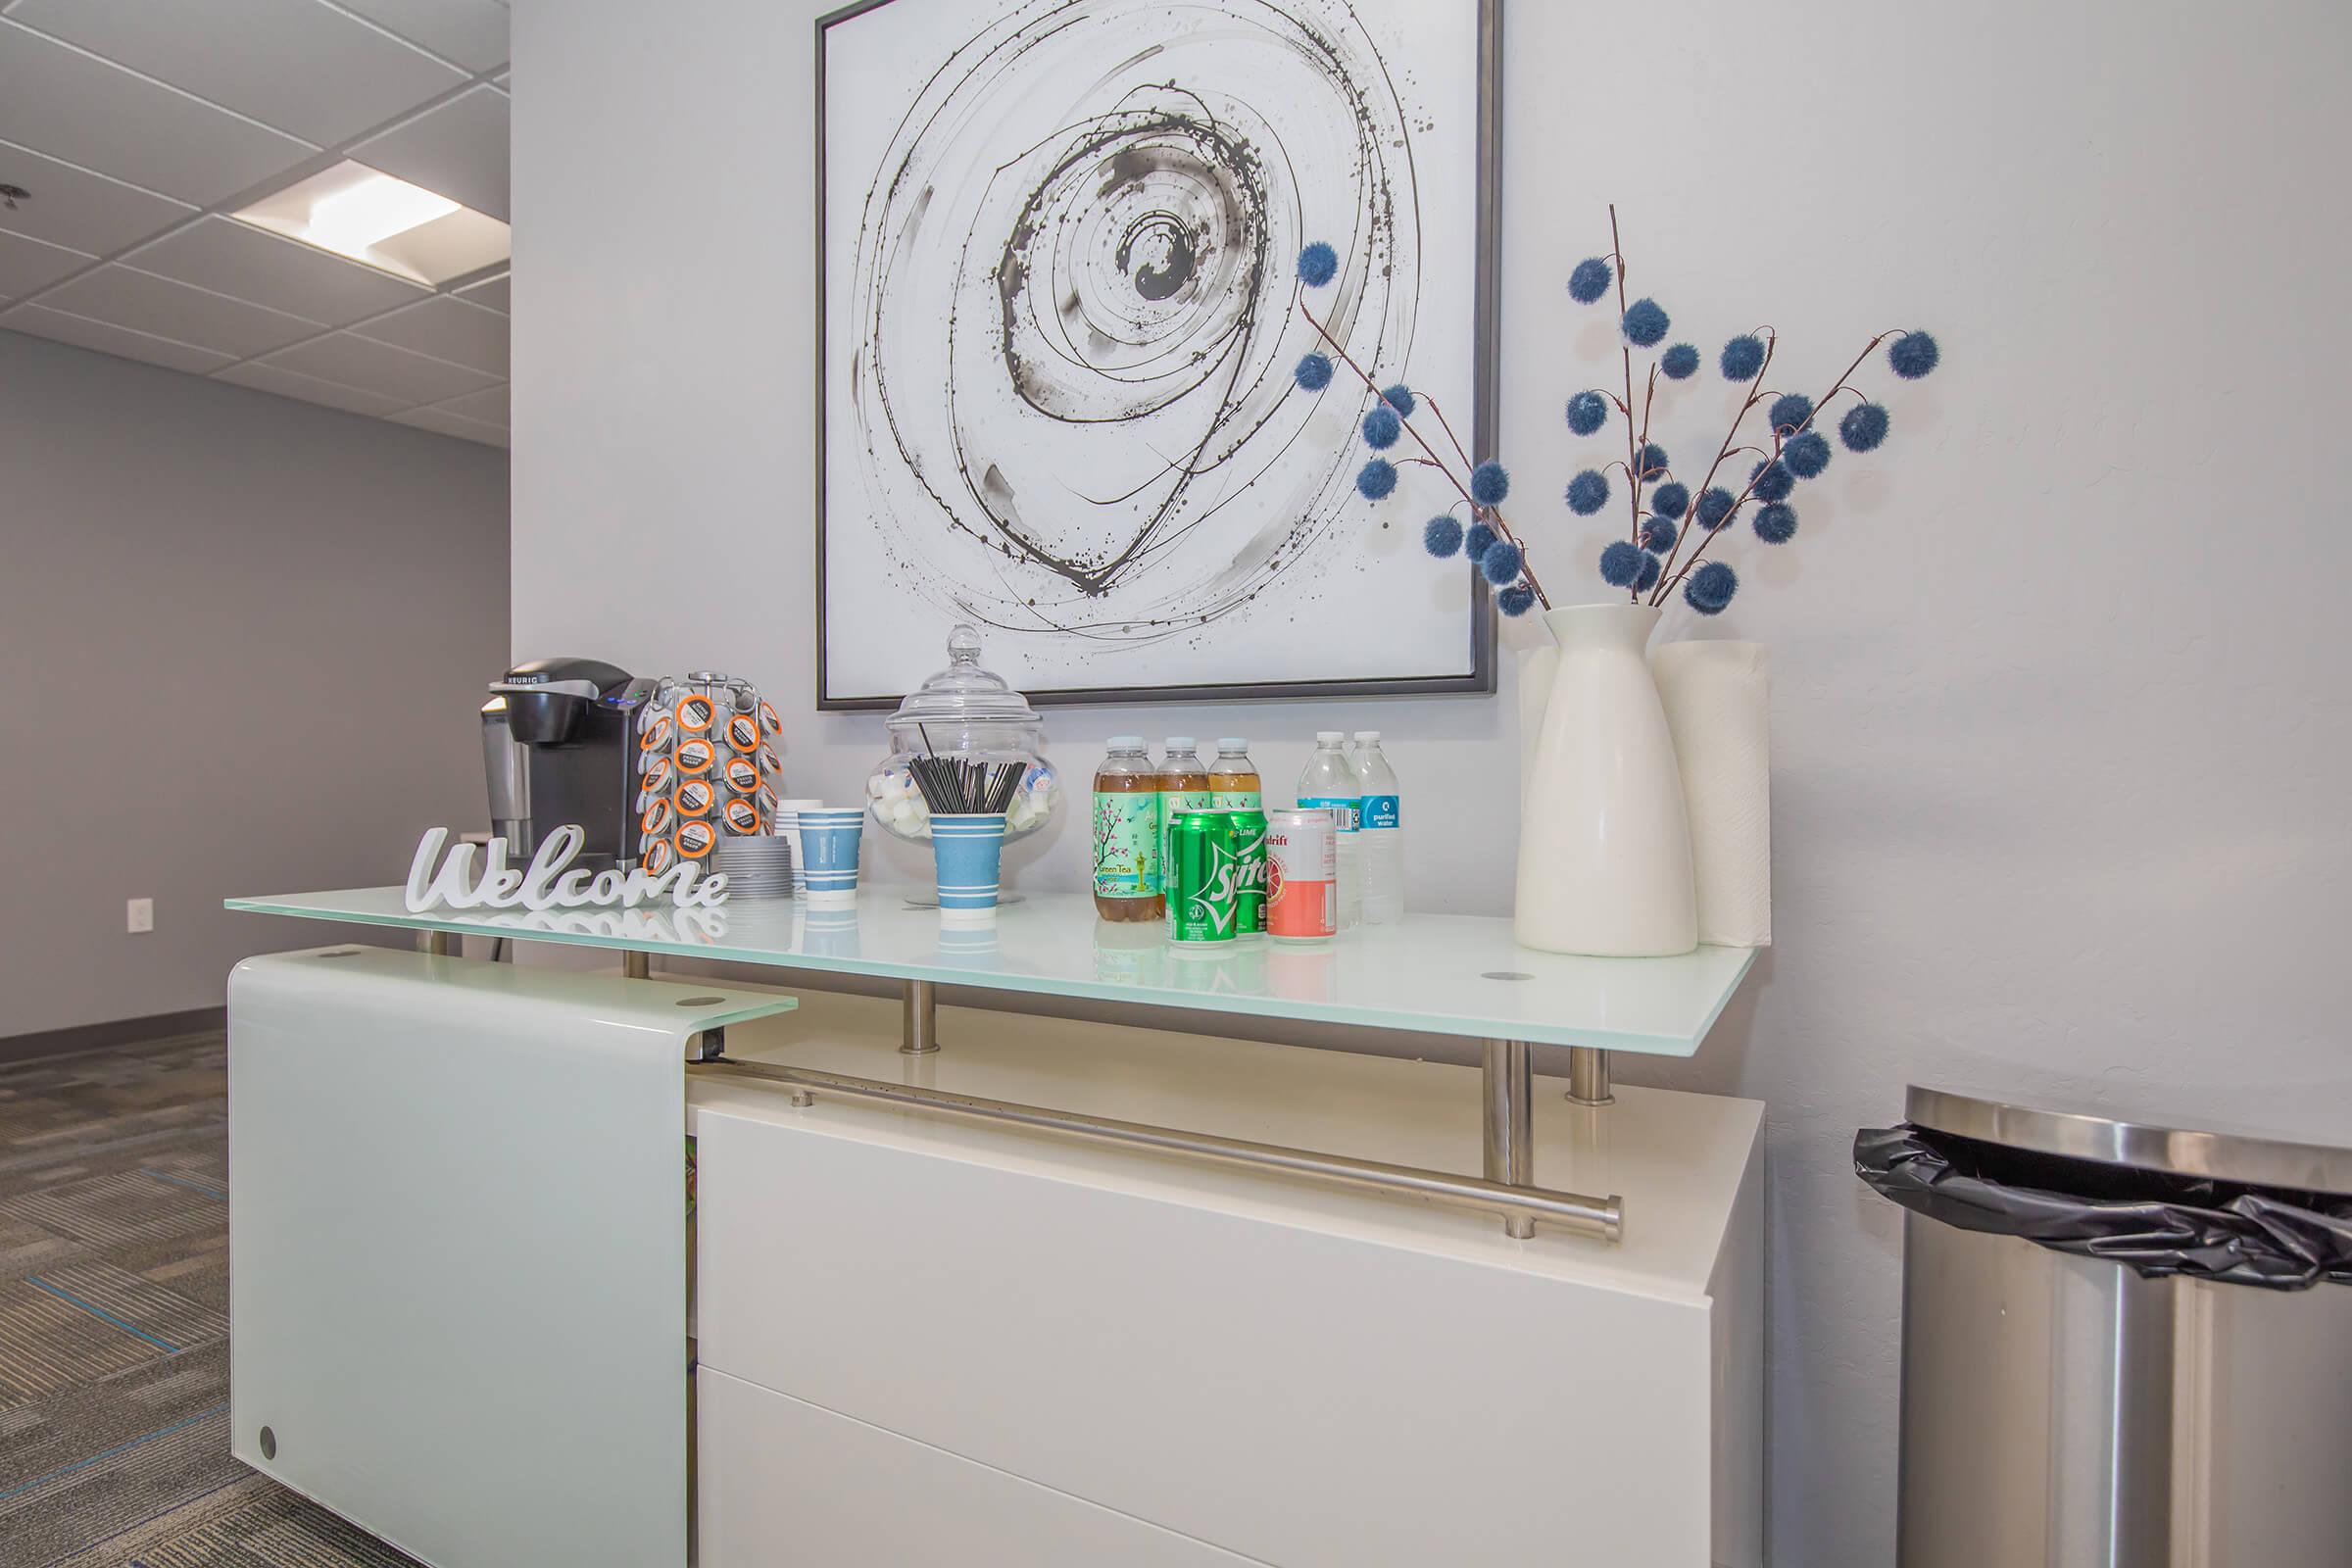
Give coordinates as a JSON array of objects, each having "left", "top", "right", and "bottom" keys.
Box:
[{"left": 483, "top": 658, "right": 656, "bottom": 868}]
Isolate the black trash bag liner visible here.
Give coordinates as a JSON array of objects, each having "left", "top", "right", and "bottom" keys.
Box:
[{"left": 1854, "top": 1123, "right": 2352, "bottom": 1292}]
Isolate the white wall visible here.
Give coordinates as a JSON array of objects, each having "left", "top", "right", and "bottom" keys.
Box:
[
  {"left": 512, "top": 3, "right": 2352, "bottom": 1561},
  {"left": 1, "top": 329, "right": 510, "bottom": 1042}
]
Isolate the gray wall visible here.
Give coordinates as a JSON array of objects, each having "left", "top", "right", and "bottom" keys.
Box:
[
  {"left": 0, "top": 328, "right": 509, "bottom": 1040},
  {"left": 510, "top": 3, "right": 2351, "bottom": 1561}
]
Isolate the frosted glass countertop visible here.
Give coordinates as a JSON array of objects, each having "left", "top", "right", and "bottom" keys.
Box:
[{"left": 225, "top": 887, "right": 1756, "bottom": 1056}]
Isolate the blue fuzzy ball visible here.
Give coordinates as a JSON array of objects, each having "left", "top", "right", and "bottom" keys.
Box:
[
  {"left": 1496, "top": 584, "right": 1536, "bottom": 617},
  {"left": 1636, "top": 442, "right": 1670, "bottom": 481},
  {"left": 1767, "top": 392, "right": 1814, "bottom": 436},
  {"left": 1783, "top": 429, "right": 1832, "bottom": 478},
  {"left": 1464, "top": 520, "right": 1498, "bottom": 561},
  {"left": 1598, "top": 539, "right": 1646, "bottom": 588},
  {"left": 1720, "top": 334, "right": 1767, "bottom": 381},
  {"left": 1622, "top": 298, "right": 1670, "bottom": 348},
  {"left": 1565, "top": 468, "right": 1611, "bottom": 516},
  {"left": 1380, "top": 383, "right": 1416, "bottom": 416},
  {"left": 1840, "top": 402, "right": 1890, "bottom": 452},
  {"left": 1749, "top": 458, "right": 1795, "bottom": 503},
  {"left": 1636, "top": 552, "right": 1663, "bottom": 595},
  {"left": 1649, "top": 480, "right": 1690, "bottom": 519},
  {"left": 1423, "top": 514, "right": 1464, "bottom": 559},
  {"left": 1568, "top": 257, "right": 1613, "bottom": 304},
  {"left": 1694, "top": 486, "right": 1737, "bottom": 531},
  {"left": 1752, "top": 503, "right": 1797, "bottom": 544},
  {"left": 1565, "top": 389, "right": 1610, "bottom": 437},
  {"left": 1889, "top": 330, "right": 1940, "bottom": 379},
  {"left": 1685, "top": 561, "right": 1738, "bottom": 614},
  {"left": 1660, "top": 342, "right": 1700, "bottom": 380},
  {"left": 1361, "top": 406, "right": 1401, "bottom": 449},
  {"left": 1294, "top": 353, "right": 1334, "bottom": 392},
  {"left": 1298, "top": 241, "right": 1339, "bottom": 288},
  {"left": 1356, "top": 458, "right": 1397, "bottom": 500},
  {"left": 1470, "top": 461, "right": 1511, "bottom": 506},
  {"left": 1641, "top": 515, "right": 1678, "bottom": 553},
  {"left": 1480, "top": 539, "right": 1524, "bottom": 585}
]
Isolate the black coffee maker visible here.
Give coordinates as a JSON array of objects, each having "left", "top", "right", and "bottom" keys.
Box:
[{"left": 482, "top": 658, "right": 656, "bottom": 868}]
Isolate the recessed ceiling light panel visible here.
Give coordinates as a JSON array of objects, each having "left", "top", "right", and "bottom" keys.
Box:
[{"left": 234, "top": 161, "right": 510, "bottom": 286}]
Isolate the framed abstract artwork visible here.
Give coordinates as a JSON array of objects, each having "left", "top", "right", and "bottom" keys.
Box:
[{"left": 816, "top": 0, "right": 1501, "bottom": 708}]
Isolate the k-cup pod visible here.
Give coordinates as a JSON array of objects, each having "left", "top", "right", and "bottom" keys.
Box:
[
  {"left": 675, "top": 737, "right": 715, "bottom": 775},
  {"left": 640, "top": 754, "right": 673, "bottom": 794},
  {"left": 759, "top": 744, "right": 783, "bottom": 778},
  {"left": 676, "top": 778, "right": 715, "bottom": 817},
  {"left": 677, "top": 820, "right": 716, "bottom": 859},
  {"left": 643, "top": 838, "right": 676, "bottom": 875},
  {"left": 676, "top": 694, "right": 716, "bottom": 733},
  {"left": 641, "top": 796, "right": 674, "bottom": 838},
  {"left": 795, "top": 807, "right": 865, "bottom": 908},
  {"left": 759, "top": 700, "right": 781, "bottom": 737},
  {"left": 757, "top": 786, "right": 780, "bottom": 821},
  {"left": 724, "top": 756, "right": 760, "bottom": 794},
  {"left": 722, "top": 798, "right": 762, "bottom": 836},
  {"left": 639, "top": 712, "right": 673, "bottom": 754},
  {"left": 726, "top": 712, "right": 760, "bottom": 754}
]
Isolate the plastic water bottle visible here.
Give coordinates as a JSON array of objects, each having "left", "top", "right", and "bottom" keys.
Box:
[
  {"left": 1351, "top": 730, "right": 1402, "bottom": 923},
  {"left": 1297, "top": 730, "right": 1361, "bottom": 930}
]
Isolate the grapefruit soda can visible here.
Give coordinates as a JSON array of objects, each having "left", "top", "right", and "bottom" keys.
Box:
[{"left": 1265, "top": 808, "right": 1337, "bottom": 943}]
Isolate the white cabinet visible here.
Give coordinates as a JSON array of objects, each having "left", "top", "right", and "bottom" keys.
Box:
[{"left": 691, "top": 992, "right": 1763, "bottom": 1567}]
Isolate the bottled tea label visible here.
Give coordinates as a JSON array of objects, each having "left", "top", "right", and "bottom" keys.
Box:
[
  {"left": 1158, "top": 790, "right": 1214, "bottom": 893},
  {"left": 1211, "top": 789, "right": 1262, "bottom": 809},
  {"left": 1092, "top": 792, "right": 1158, "bottom": 898}
]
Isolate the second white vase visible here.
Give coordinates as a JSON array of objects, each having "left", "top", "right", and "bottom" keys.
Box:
[{"left": 1514, "top": 604, "right": 1696, "bottom": 956}]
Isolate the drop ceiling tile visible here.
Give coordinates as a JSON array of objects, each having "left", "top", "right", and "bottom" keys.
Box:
[
  {"left": 0, "top": 226, "right": 91, "bottom": 297},
  {"left": 347, "top": 293, "right": 505, "bottom": 374},
  {"left": 334, "top": 0, "right": 509, "bottom": 74},
  {"left": 455, "top": 270, "right": 507, "bottom": 313},
  {"left": 42, "top": 264, "right": 322, "bottom": 358},
  {"left": 0, "top": 21, "right": 318, "bottom": 206},
  {"left": 123, "top": 216, "right": 425, "bottom": 325},
  {"left": 423, "top": 380, "right": 507, "bottom": 427},
  {"left": 390, "top": 402, "right": 508, "bottom": 447},
  {"left": 8, "top": 0, "right": 467, "bottom": 149},
  {"left": 216, "top": 358, "right": 410, "bottom": 416},
  {"left": 260, "top": 327, "right": 498, "bottom": 405},
  {"left": 1, "top": 302, "right": 235, "bottom": 374},
  {"left": 0, "top": 139, "right": 196, "bottom": 256},
  {"left": 349, "top": 83, "right": 507, "bottom": 220}
]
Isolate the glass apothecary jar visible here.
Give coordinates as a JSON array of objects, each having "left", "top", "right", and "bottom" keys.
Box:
[{"left": 864, "top": 624, "right": 1059, "bottom": 843}]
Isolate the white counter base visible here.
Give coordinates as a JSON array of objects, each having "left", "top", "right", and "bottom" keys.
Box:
[{"left": 692, "top": 990, "right": 1764, "bottom": 1567}]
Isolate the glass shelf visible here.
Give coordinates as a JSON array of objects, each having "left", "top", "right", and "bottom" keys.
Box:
[{"left": 225, "top": 887, "right": 1756, "bottom": 1057}]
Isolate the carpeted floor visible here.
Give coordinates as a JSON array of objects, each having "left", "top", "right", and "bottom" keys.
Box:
[{"left": 0, "top": 1033, "right": 419, "bottom": 1568}]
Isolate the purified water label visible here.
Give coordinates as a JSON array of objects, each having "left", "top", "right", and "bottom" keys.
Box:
[
  {"left": 1092, "top": 792, "right": 1158, "bottom": 898},
  {"left": 1298, "top": 794, "right": 1359, "bottom": 832},
  {"left": 1359, "top": 793, "right": 1399, "bottom": 830}
]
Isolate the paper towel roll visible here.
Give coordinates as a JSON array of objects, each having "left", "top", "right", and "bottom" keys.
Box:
[{"left": 1649, "top": 640, "right": 1771, "bottom": 947}]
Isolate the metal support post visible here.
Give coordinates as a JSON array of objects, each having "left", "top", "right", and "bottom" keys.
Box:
[
  {"left": 902, "top": 978, "right": 939, "bottom": 1054},
  {"left": 621, "top": 951, "right": 651, "bottom": 980},
  {"left": 1483, "top": 1039, "right": 1536, "bottom": 1239},
  {"left": 416, "top": 931, "right": 459, "bottom": 957},
  {"left": 1566, "top": 1047, "right": 1614, "bottom": 1107}
]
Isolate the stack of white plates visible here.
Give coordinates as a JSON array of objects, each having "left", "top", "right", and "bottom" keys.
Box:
[{"left": 712, "top": 835, "right": 795, "bottom": 898}]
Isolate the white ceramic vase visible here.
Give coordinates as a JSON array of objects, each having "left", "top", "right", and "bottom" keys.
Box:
[
  {"left": 1650, "top": 640, "right": 1772, "bottom": 948},
  {"left": 1514, "top": 604, "right": 1697, "bottom": 956}
]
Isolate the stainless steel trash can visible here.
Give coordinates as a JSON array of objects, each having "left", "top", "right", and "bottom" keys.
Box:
[{"left": 1891, "top": 1086, "right": 2352, "bottom": 1568}]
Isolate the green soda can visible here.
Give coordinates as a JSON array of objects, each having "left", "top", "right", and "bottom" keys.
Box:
[
  {"left": 1224, "top": 806, "right": 1268, "bottom": 939},
  {"left": 1167, "top": 808, "right": 1242, "bottom": 944}
]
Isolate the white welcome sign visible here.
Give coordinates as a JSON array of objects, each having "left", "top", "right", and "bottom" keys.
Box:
[{"left": 404, "top": 825, "right": 729, "bottom": 913}]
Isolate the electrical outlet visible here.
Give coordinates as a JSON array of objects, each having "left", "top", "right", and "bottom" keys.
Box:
[{"left": 126, "top": 898, "right": 154, "bottom": 934}]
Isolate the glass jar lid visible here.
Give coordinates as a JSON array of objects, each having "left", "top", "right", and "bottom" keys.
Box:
[{"left": 886, "top": 623, "right": 1043, "bottom": 729}]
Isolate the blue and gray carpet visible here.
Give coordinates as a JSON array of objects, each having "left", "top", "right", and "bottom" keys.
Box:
[{"left": 0, "top": 1034, "right": 418, "bottom": 1567}]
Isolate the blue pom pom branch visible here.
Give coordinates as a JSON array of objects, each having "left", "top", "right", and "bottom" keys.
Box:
[
  {"left": 1286, "top": 239, "right": 1552, "bottom": 612},
  {"left": 1551, "top": 206, "right": 1941, "bottom": 609}
]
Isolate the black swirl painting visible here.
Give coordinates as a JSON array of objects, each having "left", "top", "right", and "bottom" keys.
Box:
[{"left": 818, "top": 0, "right": 1497, "bottom": 707}]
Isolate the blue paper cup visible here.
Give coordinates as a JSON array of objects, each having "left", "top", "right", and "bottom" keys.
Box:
[
  {"left": 928, "top": 811, "right": 1006, "bottom": 920},
  {"left": 796, "top": 808, "right": 866, "bottom": 908}
]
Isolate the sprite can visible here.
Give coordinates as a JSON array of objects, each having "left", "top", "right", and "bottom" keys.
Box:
[
  {"left": 1225, "top": 806, "right": 1268, "bottom": 939},
  {"left": 1167, "top": 808, "right": 1242, "bottom": 944}
]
